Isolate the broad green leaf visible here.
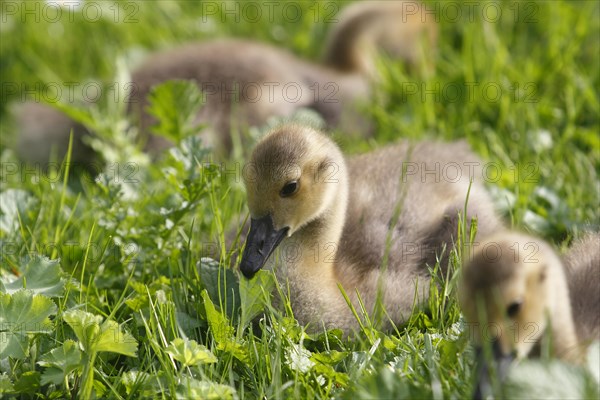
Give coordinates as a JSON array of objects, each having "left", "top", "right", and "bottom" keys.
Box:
[
  {"left": 0, "top": 290, "right": 56, "bottom": 359},
  {"left": 63, "top": 310, "right": 102, "bottom": 353},
  {"left": 0, "top": 332, "right": 26, "bottom": 360},
  {"left": 313, "top": 363, "right": 349, "bottom": 387},
  {"left": 95, "top": 319, "right": 138, "bottom": 356},
  {"left": 63, "top": 310, "right": 138, "bottom": 357},
  {"left": 178, "top": 377, "right": 236, "bottom": 400},
  {"left": 12, "top": 371, "right": 41, "bottom": 395},
  {"left": 93, "top": 379, "right": 108, "bottom": 398},
  {"left": 202, "top": 289, "right": 234, "bottom": 342},
  {"left": 311, "top": 350, "right": 350, "bottom": 387},
  {"left": 0, "top": 375, "right": 14, "bottom": 394},
  {"left": 124, "top": 293, "right": 148, "bottom": 312},
  {"left": 239, "top": 270, "right": 275, "bottom": 329},
  {"left": 201, "top": 290, "right": 249, "bottom": 363},
  {"left": 198, "top": 257, "right": 240, "bottom": 323},
  {"left": 176, "top": 311, "right": 204, "bottom": 336},
  {"left": 0, "top": 189, "right": 36, "bottom": 233},
  {"left": 146, "top": 80, "right": 205, "bottom": 144},
  {"left": 2, "top": 255, "right": 66, "bottom": 297},
  {"left": 311, "top": 350, "right": 348, "bottom": 365},
  {"left": 166, "top": 338, "right": 217, "bottom": 366},
  {"left": 304, "top": 328, "right": 345, "bottom": 351},
  {"left": 38, "top": 340, "right": 83, "bottom": 385}
]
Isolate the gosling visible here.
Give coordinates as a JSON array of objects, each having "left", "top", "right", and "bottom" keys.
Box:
[
  {"left": 239, "top": 124, "right": 502, "bottom": 334},
  {"left": 460, "top": 231, "right": 599, "bottom": 398}
]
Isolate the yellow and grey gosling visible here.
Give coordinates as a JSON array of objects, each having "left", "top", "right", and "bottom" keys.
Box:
[
  {"left": 238, "top": 123, "right": 501, "bottom": 334},
  {"left": 460, "top": 231, "right": 599, "bottom": 398}
]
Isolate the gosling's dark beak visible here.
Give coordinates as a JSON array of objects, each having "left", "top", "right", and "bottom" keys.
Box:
[
  {"left": 472, "top": 340, "right": 515, "bottom": 400},
  {"left": 239, "top": 214, "right": 288, "bottom": 279}
]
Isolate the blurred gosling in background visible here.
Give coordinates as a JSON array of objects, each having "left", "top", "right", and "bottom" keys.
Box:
[
  {"left": 460, "top": 231, "right": 600, "bottom": 398},
  {"left": 14, "top": 1, "right": 436, "bottom": 168}
]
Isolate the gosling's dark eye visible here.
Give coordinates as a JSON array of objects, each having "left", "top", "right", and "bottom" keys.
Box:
[
  {"left": 280, "top": 180, "right": 299, "bottom": 198},
  {"left": 506, "top": 301, "right": 522, "bottom": 318}
]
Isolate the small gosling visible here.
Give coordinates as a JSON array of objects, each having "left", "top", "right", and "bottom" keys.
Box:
[
  {"left": 239, "top": 124, "right": 502, "bottom": 334},
  {"left": 460, "top": 231, "right": 599, "bottom": 398}
]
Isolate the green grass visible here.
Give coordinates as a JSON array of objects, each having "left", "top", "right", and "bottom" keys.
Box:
[{"left": 1, "top": 1, "right": 599, "bottom": 399}]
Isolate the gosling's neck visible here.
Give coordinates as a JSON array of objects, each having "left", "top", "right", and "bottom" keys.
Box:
[
  {"left": 283, "top": 158, "right": 349, "bottom": 282},
  {"left": 322, "top": 10, "right": 379, "bottom": 77}
]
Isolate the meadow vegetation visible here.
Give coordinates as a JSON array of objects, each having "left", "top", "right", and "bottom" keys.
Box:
[{"left": 0, "top": 1, "right": 598, "bottom": 398}]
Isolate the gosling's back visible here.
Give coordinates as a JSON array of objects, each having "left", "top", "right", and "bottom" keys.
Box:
[{"left": 337, "top": 139, "right": 503, "bottom": 295}]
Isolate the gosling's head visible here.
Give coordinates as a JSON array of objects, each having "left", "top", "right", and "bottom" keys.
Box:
[
  {"left": 460, "top": 233, "right": 562, "bottom": 397},
  {"left": 239, "top": 124, "right": 346, "bottom": 278}
]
